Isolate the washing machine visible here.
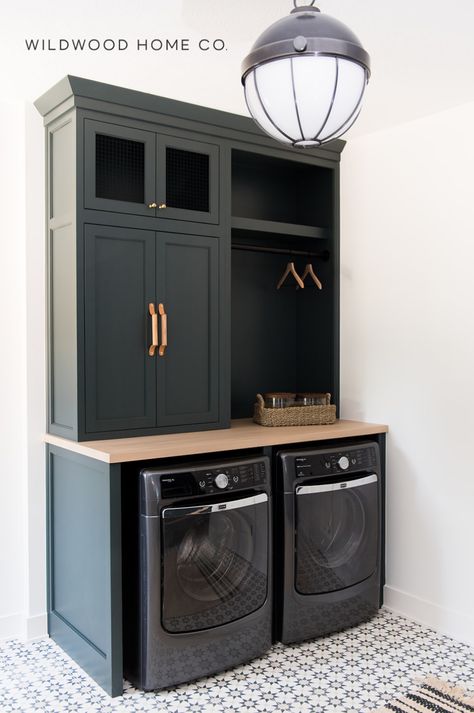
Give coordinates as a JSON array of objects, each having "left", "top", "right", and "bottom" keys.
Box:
[
  {"left": 275, "top": 442, "right": 382, "bottom": 644},
  {"left": 122, "top": 455, "right": 272, "bottom": 690}
]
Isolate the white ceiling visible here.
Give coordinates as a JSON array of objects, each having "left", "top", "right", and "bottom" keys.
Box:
[{"left": 181, "top": 0, "right": 474, "bottom": 137}]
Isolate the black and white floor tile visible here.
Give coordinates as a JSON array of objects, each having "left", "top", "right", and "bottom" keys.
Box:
[{"left": 1, "top": 609, "right": 473, "bottom": 713}]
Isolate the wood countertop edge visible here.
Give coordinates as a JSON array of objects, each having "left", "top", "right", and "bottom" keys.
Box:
[{"left": 44, "top": 419, "right": 388, "bottom": 464}]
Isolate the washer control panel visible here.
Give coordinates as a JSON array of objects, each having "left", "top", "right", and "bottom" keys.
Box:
[
  {"left": 196, "top": 459, "right": 268, "bottom": 494},
  {"left": 295, "top": 445, "right": 378, "bottom": 478},
  {"left": 159, "top": 458, "right": 268, "bottom": 498}
]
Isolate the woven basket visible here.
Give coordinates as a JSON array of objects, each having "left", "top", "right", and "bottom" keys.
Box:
[{"left": 253, "top": 393, "right": 336, "bottom": 427}]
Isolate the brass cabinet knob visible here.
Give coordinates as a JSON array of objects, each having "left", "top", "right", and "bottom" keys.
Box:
[
  {"left": 158, "top": 203, "right": 167, "bottom": 210},
  {"left": 148, "top": 202, "right": 158, "bottom": 209}
]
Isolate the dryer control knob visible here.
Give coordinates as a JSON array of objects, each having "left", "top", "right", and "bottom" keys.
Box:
[
  {"left": 215, "top": 473, "right": 229, "bottom": 489},
  {"left": 338, "top": 456, "right": 350, "bottom": 471}
]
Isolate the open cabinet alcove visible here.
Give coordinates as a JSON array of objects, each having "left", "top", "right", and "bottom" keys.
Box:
[{"left": 230, "top": 148, "right": 339, "bottom": 418}]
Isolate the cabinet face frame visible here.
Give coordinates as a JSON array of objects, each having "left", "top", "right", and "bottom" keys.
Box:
[
  {"left": 84, "top": 119, "right": 157, "bottom": 217},
  {"left": 47, "top": 110, "right": 79, "bottom": 439}
]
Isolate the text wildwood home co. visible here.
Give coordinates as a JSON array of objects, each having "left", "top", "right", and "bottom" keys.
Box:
[{"left": 24, "top": 38, "right": 227, "bottom": 52}]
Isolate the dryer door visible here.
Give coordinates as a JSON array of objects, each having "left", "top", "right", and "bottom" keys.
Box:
[
  {"left": 295, "top": 474, "right": 378, "bottom": 594},
  {"left": 161, "top": 493, "right": 268, "bottom": 633}
]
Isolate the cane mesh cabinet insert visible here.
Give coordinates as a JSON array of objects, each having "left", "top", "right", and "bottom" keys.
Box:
[
  {"left": 95, "top": 133, "right": 145, "bottom": 204},
  {"left": 158, "top": 135, "right": 219, "bottom": 223},
  {"left": 166, "top": 146, "right": 209, "bottom": 213}
]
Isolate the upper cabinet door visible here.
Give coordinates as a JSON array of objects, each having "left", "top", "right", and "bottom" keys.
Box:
[
  {"left": 155, "top": 233, "right": 220, "bottom": 428},
  {"left": 84, "top": 224, "right": 157, "bottom": 434},
  {"left": 84, "top": 120, "right": 156, "bottom": 217},
  {"left": 156, "top": 134, "right": 219, "bottom": 225}
]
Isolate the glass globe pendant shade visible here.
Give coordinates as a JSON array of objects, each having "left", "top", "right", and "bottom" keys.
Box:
[{"left": 241, "top": 3, "right": 370, "bottom": 147}]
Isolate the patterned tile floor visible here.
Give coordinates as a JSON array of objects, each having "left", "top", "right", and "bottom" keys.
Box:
[{"left": 0, "top": 609, "right": 473, "bottom": 713}]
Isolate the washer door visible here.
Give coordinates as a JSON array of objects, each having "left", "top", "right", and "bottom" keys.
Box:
[
  {"left": 295, "top": 474, "right": 378, "bottom": 594},
  {"left": 161, "top": 493, "right": 268, "bottom": 633}
]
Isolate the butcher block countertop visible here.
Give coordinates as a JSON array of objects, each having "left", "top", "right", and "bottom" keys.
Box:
[{"left": 44, "top": 418, "right": 388, "bottom": 464}]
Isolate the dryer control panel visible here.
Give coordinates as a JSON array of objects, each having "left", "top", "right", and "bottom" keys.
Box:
[
  {"left": 294, "top": 444, "right": 378, "bottom": 478},
  {"left": 193, "top": 459, "right": 268, "bottom": 495},
  {"left": 154, "top": 457, "right": 269, "bottom": 500}
]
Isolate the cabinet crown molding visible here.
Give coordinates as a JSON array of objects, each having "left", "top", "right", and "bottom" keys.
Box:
[{"left": 34, "top": 75, "right": 345, "bottom": 161}]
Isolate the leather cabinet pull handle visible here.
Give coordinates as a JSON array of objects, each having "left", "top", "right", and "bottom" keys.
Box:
[
  {"left": 158, "top": 303, "right": 167, "bottom": 357},
  {"left": 148, "top": 303, "right": 159, "bottom": 356}
]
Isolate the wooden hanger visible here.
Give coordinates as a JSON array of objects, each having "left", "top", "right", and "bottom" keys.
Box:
[
  {"left": 277, "top": 261, "right": 305, "bottom": 290},
  {"left": 301, "top": 263, "right": 323, "bottom": 290}
]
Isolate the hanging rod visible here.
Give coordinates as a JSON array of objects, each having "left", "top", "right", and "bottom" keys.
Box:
[{"left": 232, "top": 243, "right": 330, "bottom": 260}]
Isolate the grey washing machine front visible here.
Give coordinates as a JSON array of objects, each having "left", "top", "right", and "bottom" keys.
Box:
[
  {"left": 276, "top": 442, "right": 382, "bottom": 644},
  {"left": 123, "top": 455, "right": 272, "bottom": 690}
]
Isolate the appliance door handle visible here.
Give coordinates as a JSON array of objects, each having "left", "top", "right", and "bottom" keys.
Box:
[
  {"left": 296, "top": 473, "right": 377, "bottom": 496},
  {"left": 162, "top": 492, "right": 268, "bottom": 519}
]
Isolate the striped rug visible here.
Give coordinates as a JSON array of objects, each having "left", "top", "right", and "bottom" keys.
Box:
[{"left": 373, "top": 677, "right": 474, "bottom": 713}]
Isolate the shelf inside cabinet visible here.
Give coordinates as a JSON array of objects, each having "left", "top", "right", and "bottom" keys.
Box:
[
  {"left": 231, "top": 216, "right": 329, "bottom": 241},
  {"left": 232, "top": 148, "right": 333, "bottom": 230}
]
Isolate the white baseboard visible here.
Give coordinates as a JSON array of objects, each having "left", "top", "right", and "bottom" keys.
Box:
[
  {"left": 25, "top": 613, "right": 48, "bottom": 641},
  {"left": 384, "top": 585, "right": 474, "bottom": 648},
  {"left": 0, "top": 612, "right": 47, "bottom": 642}
]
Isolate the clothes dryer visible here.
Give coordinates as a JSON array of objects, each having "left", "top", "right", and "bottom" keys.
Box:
[
  {"left": 275, "top": 442, "right": 382, "bottom": 644},
  {"left": 123, "top": 455, "right": 272, "bottom": 690}
]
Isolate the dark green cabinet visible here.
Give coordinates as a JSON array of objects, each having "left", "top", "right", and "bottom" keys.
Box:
[
  {"left": 84, "top": 225, "right": 220, "bottom": 435},
  {"left": 37, "top": 76, "right": 344, "bottom": 442},
  {"left": 38, "top": 79, "right": 230, "bottom": 441},
  {"left": 84, "top": 119, "right": 219, "bottom": 224},
  {"left": 46, "top": 445, "right": 123, "bottom": 696},
  {"left": 84, "top": 225, "right": 157, "bottom": 433},
  {"left": 156, "top": 233, "right": 220, "bottom": 427}
]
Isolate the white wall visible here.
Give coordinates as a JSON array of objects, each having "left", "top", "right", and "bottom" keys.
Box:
[
  {"left": 340, "top": 101, "right": 474, "bottom": 646},
  {"left": 24, "top": 106, "right": 48, "bottom": 640},
  {"left": 0, "top": 103, "right": 28, "bottom": 638}
]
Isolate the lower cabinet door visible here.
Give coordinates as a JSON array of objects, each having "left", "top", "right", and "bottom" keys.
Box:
[
  {"left": 155, "top": 233, "right": 219, "bottom": 427},
  {"left": 84, "top": 225, "right": 157, "bottom": 433}
]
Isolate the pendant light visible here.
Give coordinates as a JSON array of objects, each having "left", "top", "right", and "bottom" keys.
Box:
[{"left": 241, "top": 1, "right": 370, "bottom": 147}]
